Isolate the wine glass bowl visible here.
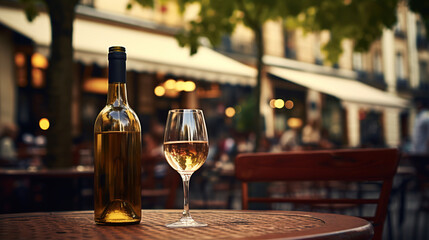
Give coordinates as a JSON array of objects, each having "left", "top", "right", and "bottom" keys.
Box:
[{"left": 163, "top": 109, "right": 209, "bottom": 228}]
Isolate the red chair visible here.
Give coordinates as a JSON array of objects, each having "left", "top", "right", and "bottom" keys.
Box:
[{"left": 235, "top": 148, "right": 399, "bottom": 240}]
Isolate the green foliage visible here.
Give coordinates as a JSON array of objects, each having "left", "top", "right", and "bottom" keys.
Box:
[
  {"left": 234, "top": 96, "right": 258, "bottom": 133},
  {"left": 176, "top": 0, "right": 311, "bottom": 56},
  {"left": 176, "top": 0, "right": 239, "bottom": 55},
  {"left": 176, "top": 0, "right": 398, "bottom": 63},
  {"left": 19, "top": 0, "right": 44, "bottom": 21},
  {"left": 131, "top": 0, "right": 399, "bottom": 147},
  {"left": 310, "top": 0, "right": 398, "bottom": 63},
  {"left": 127, "top": 0, "right": 155, "bottom": 10}
]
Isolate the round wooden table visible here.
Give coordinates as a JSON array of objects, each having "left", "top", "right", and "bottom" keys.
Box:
[{"left": 0, "top": 210, "right": 373, "bottom": 240}]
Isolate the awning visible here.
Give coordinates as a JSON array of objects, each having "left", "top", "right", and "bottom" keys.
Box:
[
  {"left": 268, "top": 66, "right": 409, "bottom": 109},
  {"left": 0, "top": 6, "right": 256, "bottom": 86}
]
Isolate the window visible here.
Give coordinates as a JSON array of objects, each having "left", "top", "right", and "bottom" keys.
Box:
[
  {"left": 79, "top": 0, "right": 94, "bottom": 7},
  {"left": 416, "top": 19, "right": 426, "bottom": 38},
  {"left": 373, "top": 52, "right": 382, "bottom": 73},
  {"left": 283, "top": 30, "right": 296, "bottom": 59},
  {"left": 395, "top": 52, "right": 404, "bottom": 79},
  {"left": 419, "top": 61, "right": 428, "bottom": 84},
  {"left": 314, "top": 34, "right": 323, "bottom": 65},
  {"left": 352, "top": 52, "right": 363, "bottom": 71}
]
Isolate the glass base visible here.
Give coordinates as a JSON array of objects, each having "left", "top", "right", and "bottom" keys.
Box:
[{"left": 166, "top": 216, "right": 207, "bottom": 228}]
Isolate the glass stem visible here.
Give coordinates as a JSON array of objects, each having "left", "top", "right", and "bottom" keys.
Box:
[{"left": 181, "top": 173, "right": 192, "bottom": 219}]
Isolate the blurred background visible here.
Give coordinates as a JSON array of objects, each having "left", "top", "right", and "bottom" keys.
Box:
[{"left": 0, "top": 0, "right": 429, "bottom": 239}]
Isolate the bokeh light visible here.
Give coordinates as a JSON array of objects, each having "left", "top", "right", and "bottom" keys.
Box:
[
  {"left": 274, "top": 99, "right": 285, "bottom": 109},
  {"left": 15, "top": 52, "right": 26, "bottom": 67},
  {"left": 175, "top": 80, "right": 185, "bottom": 91},
  {"left": 164, "top": 79, "right": 176, "bottom": 89},
  {"left": 269, "top": 99, "right": 276, "bottom": 108},
  {"left": 31, "top": 53, "right": 48, "bottom": 69},
  {"left": 184, "top": 81, "right": 196, "bottom": 92},
  {"left": 225, "top": 107, "right": 236, "bottom": 118},
  {"left": 39, "top": 118, "right": 50, "bottom": 131},
  {"left": 154, "top": 85, "right": 166, "bottom": 96},
  {"left": 285, "top": 100, "right": 294, "bottom": 109},
  {"left": 287, "top": 118, "right": 303, "bottom": 129}
]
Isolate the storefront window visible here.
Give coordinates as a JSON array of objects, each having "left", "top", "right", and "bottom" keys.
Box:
[{"left": 359, "top": 110, "right": 384, "bottom": 147}]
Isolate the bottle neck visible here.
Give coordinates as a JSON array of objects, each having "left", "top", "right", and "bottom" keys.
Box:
[
  {"left": 106, "top": 83, "right": 128, "bottom": 106},
  {"left": 107, "top": 50, "right": 127, "bottom": 106}
]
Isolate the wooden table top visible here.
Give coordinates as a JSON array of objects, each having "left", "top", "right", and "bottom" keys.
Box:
[
  {"left": 0, "top": 210, "right": 373, "bottom": 239},
  {"left": 0, "top": 210, "right": 373, "bottom": 240}
]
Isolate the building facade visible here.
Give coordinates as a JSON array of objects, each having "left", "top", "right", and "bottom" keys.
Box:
[
  {"left": 1, "top": 0, "right": 428, "bottom": 151},
  {"left": 0, "top": 0, "right": 256, "bottom": 154},
  {"left": 216, "top": 1, "right": 426, "bottom": 148}
]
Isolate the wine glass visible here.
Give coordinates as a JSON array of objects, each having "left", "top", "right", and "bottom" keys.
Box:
[{"left": 163, "top": 109, "right": 209, "bottom": 228}]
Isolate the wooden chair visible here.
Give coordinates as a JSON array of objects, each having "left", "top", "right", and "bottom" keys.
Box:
[
  {"left": 141, "top": 155, "right": 179, "bottom": 209},
  {"left": 235, "top": 148, "right": 399, "bottom": 240}
]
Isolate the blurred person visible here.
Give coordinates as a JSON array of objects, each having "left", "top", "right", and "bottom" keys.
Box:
[
  {"left": 319, "top": 128, "right": 335, "bottom": 149},
  {"left": 257, "top": 135, "right": 273, "bottom": 152},
  {"left": 142, "top": 133, "right": 163, "bottom": 157},
  {"left": 0, "top": 123, "right": 18, "bottom": 163},
  {"left": 279, "top": 128, "right": 301, "bottom": 151},
  {"left": 302, "top": 119, "right": 321, "bottom": 149},
  {"left": 142, "top": 120, "right": 165, "bottom": 157},
  {"left": 411, "top": 100, "right": 429, "bottom": 154}
]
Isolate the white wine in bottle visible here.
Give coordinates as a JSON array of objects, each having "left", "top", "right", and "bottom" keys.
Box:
[{"left": 94, "top": 46, "right": 142, "bottom": 225}]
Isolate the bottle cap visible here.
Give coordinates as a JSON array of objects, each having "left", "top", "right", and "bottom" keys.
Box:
[
  {"left": 108, "top": 46, "right": 126, "bottom": 60},
  {"left": 109, "top": 46, "right": 126, "bottom": 53},
  {"left": 108, "top": 46, "right": 126, "bottom": 83}
]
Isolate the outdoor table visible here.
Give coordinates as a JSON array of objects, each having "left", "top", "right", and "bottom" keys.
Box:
[
  {"left": 0, "top": 167, "right": 94, "bottom": 212},
  {"left": 0, "top": 210, "right": 373, "bottom": 240}
]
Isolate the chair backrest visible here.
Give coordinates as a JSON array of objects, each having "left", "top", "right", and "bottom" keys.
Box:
[
  {"left": 141, "top": 155, "right": 179, "bottom": 209},
  {"left": 235, "top": 148, "right": 399, "bottom": 240}
]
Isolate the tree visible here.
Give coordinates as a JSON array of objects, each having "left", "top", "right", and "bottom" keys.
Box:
[
  {"left": 172, "top": 0, "right": 399, "bottom": 151},
  {"left": 21, "top": 0, "right": 79, "bottom": 168}
]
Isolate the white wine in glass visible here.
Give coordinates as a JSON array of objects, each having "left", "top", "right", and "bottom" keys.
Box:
[{"left": 163, "top": 109, "right": 209, "bottom": 228}]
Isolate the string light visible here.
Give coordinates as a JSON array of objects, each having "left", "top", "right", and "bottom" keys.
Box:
[
  {"left": 274, "top": 99, "right": 285, "bottom": 109},
  {"left": 154, "top": 86, "right": 166, "bottom": 96}
]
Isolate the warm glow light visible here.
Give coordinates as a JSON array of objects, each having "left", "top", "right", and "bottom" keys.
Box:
[
  {"left": 225, "top": 107, "right": 236, "bottom": 118},
  {"left": 184, "top": 81, "right": 196, "bottom": 92},
  {"left": 154, "top": 85, "right": 166, "bottom": 96},
  {"left": 287, "top": 118, "right": 303, "bottom": 129},
  {"left": 39, "top": 118, "right": 50, "bottom": 130},
  {"left": 164, "top": 79, "right": 176, "bottom": 89},
  {"left": 15, "top": 52, "right": 26, "bottom": 67},
  {"left": 31, "top": 53, "right": 48, "bottom": 69},
  {"left": 285, "top": 100, "right": 294, "bottom": 109},
  {"left": 175, "top": 80, "right": 185, "bottom": 91},
  {"left": 32, "top": 69, "right": 44, "bottom": 88},
  {"left": 274, "top": 99, "right": 285, "bottom": 109},
  {"left": 83, "top": 78, "right": 108, "bottom": 94},
  {"left": 269, "top": 99, "right": 276, "bottom": 108}
]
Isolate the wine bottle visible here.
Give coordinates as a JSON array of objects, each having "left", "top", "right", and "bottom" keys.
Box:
[{"left": 94, "top": 46, "right": 142, "bottom": 225}]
